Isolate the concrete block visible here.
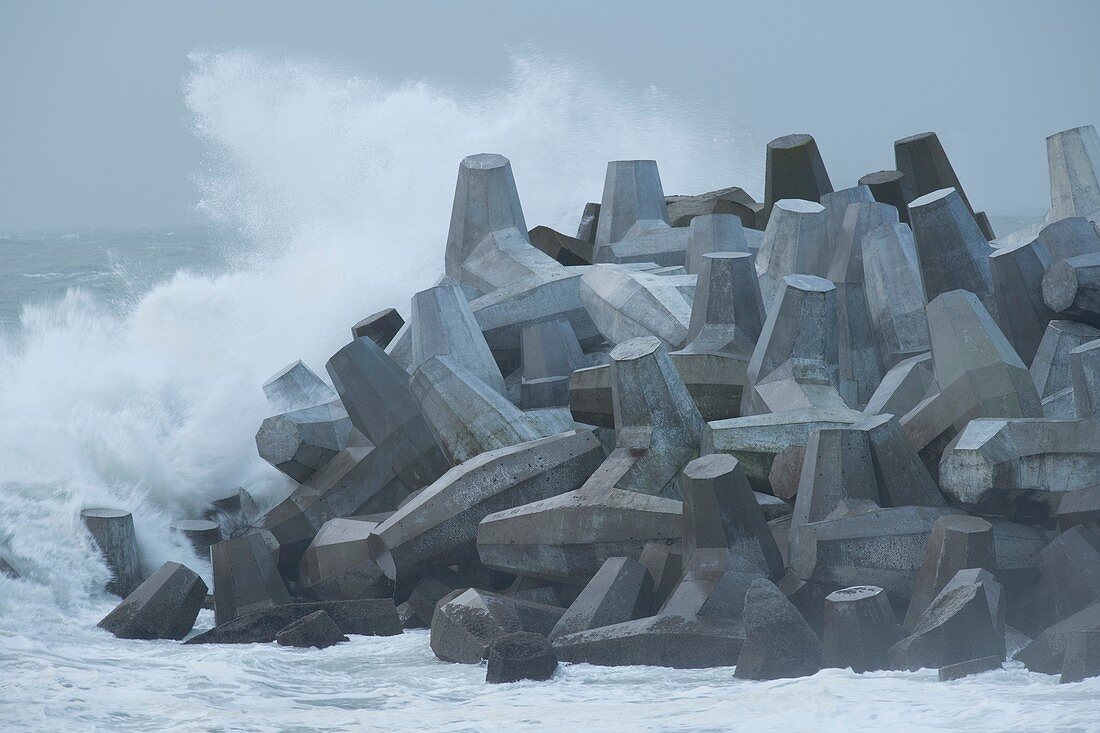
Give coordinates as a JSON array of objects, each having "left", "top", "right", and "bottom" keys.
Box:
[
  {"left": 685, "top": 214, "right": 751, "bottom": 275},
  {"left": 755, "top": 199, "right": 828, "bottom": 307},
  {"left": 938, "top": 655, "right": 1003, "bottom": 681},
  {"left": 1015, "top": 601, "right": 1100, "bottom": 674},
  {"left": 529, "top": 225, "right": 593, "bottom": 266},
  {"left": 596, "top": 225, "right": 690, "bottom": 268},
  {"left": 1061, "top": 629, "right": 1100, "bottom": 683},
  {"left": 351, "top": 308, "right": 404, "bottom": 347},
  {"left": 826, "top": 200, "right": 898, "bottom": 284},
  {"left": 909, "top": 188, "right": 996, "bottom": 315},
  {"left": 594, "top": 160, "right": 670, "bottom": 248},
  {"left": 637, "top": 542, "right": 684, "bottom": 614},
  {"left": 862, "top": 223, "right": 930, "bottom": 366},
  {"left": 576, "top": 202, "right": 600, "bottom": 244},
  {"left": 170, "top": 519, "right": 221, "bottom": 556},
  {"left": 1037, "top": 216, "right": 1100, "bottom": 260},
  {"left": 863, "top": 353, "right": 935, "bottom": 418},
  {"left": 262, "top": 360, "right": 337, "bottom": 412},
  {"left": 486, "top": 632, "right": 558, "bottom": 683},
  {"left": 734, "top": 578, "right": 824, "bottom": 680},
  {"left": 1038, "top": 526, "right": 1100, "bottom": 622},
  {"left": 1031, "top": 320, "right": 1100, "bottom": 397},
  {"left": 411, "top": 282, "right": 504, "bottom": 394},
  {"left": 894, "top": 131, "right": 979, "bottom": 223},
  {"left": 98, "top": 561, "right": 207, "bottom": 640},
  {"left": 297, "top": 514, "right": 391, "bottom": 600},
  {"left": 519, "top": 319, "right": 585, "bottom": 409},
  {"left": 767, "top": 445, "right": 805, "bottom": 502},
  {"left": 187, "top": 599, "right": 401, "bottom": 644},
  {"left": 822, "top": 585, "right": 900, "bottom": 672},
  {"left": 550, "top": 557, "right": 653, "bottom": 639},
  {"left": 1070, "top": 339, "right": 1100, "bottom": 416},
  {"left": 579, "top": 265, "right": 692, "bottom": 348},
  {"left": 989, "top": 236, "right": 1056, "bottom": 364},
  {"left": 904, "top": 515, "right": 996, "bottom": 629},
  {"left": 1057, "top": 485, "right": 1100, "bottom": 532},
  {"left": 683, "top": 252, "right": 765, "bottom": 355},
  {"left": 667, "top": 186, "right": 757, "bottom": 228},
  {"left": 255, "top": 400, "right": 353, "bottom": 483},
  {"left": 430, "top": 588, "right": 563, "bottom": 663},
  {"left": 81, "top": 508, "right": 141, "bottom": 597},
  {"left": 763, "top": 134, "right": 833, "bottom": 224},
  {"left": 211, "top": 530, "right": 292, "bottom": 625},
  {"left": 835, "top": 281, "right": 886, "bottom": 408},
  {"left": 1046, "top": 125, "right": 1100, "bottom": 224},
  {"left": 552, "top": 613, "right": 745, "bottom": 668},
  {"left": 859, "top": 169, "right": 911, "bottom": 223},
  {"left": 275, "top": 610, "right": 348, "bottom": 649},
  {"left": 1043, "top": 252, "right": 1100, "bottom": 327}
]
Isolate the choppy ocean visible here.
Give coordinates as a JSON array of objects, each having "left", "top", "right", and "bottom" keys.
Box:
[{"left": 0, "top": 50, "right": 1085, "bottom": 733}]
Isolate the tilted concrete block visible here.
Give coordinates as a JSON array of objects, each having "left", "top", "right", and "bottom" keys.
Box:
[
  {"left": 755, "top": 199, "right": 829, "bottom": 307},
  {"left": 485, "top": 632, "right": 558, "bottom": 683},
  {"left": 255, "top": 400, "right": 353, "bottom": 483},
  {"left": 351, "top": 308, "right": 404, "bottom": 348},
  {"left": 904, "top": 515, "right": 996, "bottom": 629},
  {"left": 820, "top": 187, "right": 874, "bottom": 270},
  {"left": 734, "top": 578, "right": 824, "bottom": 680},
  {"left": 895, "top": 131, "right": 985, "bottom": 233},
  {"left": 1061, "top": 629, "right": 1100, "bottom": 683},
  {"left": 835, "top": 281, "right": 886, "bottom": 409},
  {"left": 1015, "top": 601, "right": 1100, "bottom": 674},
  {"left": 262, "top": 360, "right": 337, "bottom": 412},
  {"left": 1070, "top": 339, "right": 1100, "bottom": 416},
  {"left": 667, "top": 186, "right": 758, "bottom": 229},
  {"left": 1043, "top": 252, "right": 1100, "bottom": 327},
  {"left": 1046, "top": 125, "right": 1100, "bottom": 224},
  {"left": 909, "top": 188, "right": 996, "bottom": 315},
  {"left": 1037, "top": 216, "right": 1100, "bottom": 260},
  {"left": 366, "top": 430, "right": 604, "bottom": 581},
  {"left": 763, "top": 134, "right": 833, "bottom": 226},
  {"left": 81, "top": 508, "right": 141, "bottom": 598},
  {"left": 683, "top": 252, "right": 765, "bottom": 356},
  {"left": 170, "top": 519, "right": 221, "bottom": 556},
  {"left": 596, "top": 226, "right": 690, "bottom": 268},
  {"left": 519, "top": 318, "right": 586, "bottom": 409},
  {"left": 430, "top": 588, "right": 564, "bottom": 664},
  {"left": 297, "top": 514, "right": 391, "bottom": 600},
  {"left": 187, "top": 598, "right": 401, "bottom": 644},
  {"left": 410, "top": 282, "right": 504, "bottom": 394},
  {"left": 822, "top": 585, "right": 900, "bottom": 672},
  {"left": 862, "top": 223, "right": 930, "bottom": 367},
  {"left": 685, "top": 214, "right": 752, "bottom": 275},
  {"left": 826, "top": 200, "right": 898, "bottom": 284},
  {"left": 211, "top": 530, "right": 292, "bottom": 626},
  {"left": 594, "top": 160, "right": 671, "bottom": 248},
  {"left": 579, "top": 265, "right": 692, "bottom": 348},
  {"left": 989, "top": 236, "right": 1056, "bottom": 365},
  {"left": 859, "top": 169, "right": 911, "bottom": 224},
  {"left": 1031, "top": 320, "right": 1100, "bottom": 398},
  {"left": 552, "top": 613, "right": 745, "bottom": 669},
  {"left": 577, "top": 202, "right": 600, "bottom": 244},
  {"left": 549, "top": 556, "right": 653, "bottom": 639},
  {"left": 1038, "top": 526, "right": 1100, "bottom": 623},
  {"left": 680, "top": 454, "right": 784, "bottom": 579},
  {"left": 529, "top": 225, "right": 594, "bottom": 266},
  {"left": 939, "top": 418, "right": 1100, "bottom": 519},
  {"left": 275, "top": 609, "right": 348, "bottom": 649},
  {"left": 638, "top": 542, "right": 684, "bottom": 613},
  {"left": 98, "top": 561, "right": 208, "bottom": 640},
  {"left": 863, "top": 352, "right": 935, "bottom": 418}
]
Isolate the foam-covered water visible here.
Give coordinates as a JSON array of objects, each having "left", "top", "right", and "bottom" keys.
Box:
[{"left": 0, "top": 52, "right": 1087, "bottom": 732}]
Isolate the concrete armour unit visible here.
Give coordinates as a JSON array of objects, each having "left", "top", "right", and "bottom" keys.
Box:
[
  {"left": 938, "top": 655, "right": 1003, "bottom": 681},
  {"left": 170, "top": 519, "right": 222, "bottom": 556},
  {"left": 1039, "top": 526, "right": 1100, "bottom": 623},
  {"left": 187, "top": 598, "right": 402, "bottom": 644},
  {"left": 549, "top": 557, "right": 653, "bottom": 639},
  {"left": 365, "top": 430, "right": 604, "bottom": 581},
  {"left": 826, "top": 200, "right": 898, "bottom": 284},
  {"left": 255, "top": 400, "right": 353, "bottom": 483},
  {"left": 486, "top": 632, "right": 558, "bottom": 683},
  {"left": 552, "top": 613, "right": 746, "bottom": 669},
  {"left": 1070, "top": 339, "right": 1100, "bottom": 416},
  {"left": 275, "top": 610, "right": 348, "bottom": 649},
  {"left": 262, "top": 360, "right": 337, "bottom": 412},
  {"left": 680, "top": 454, "right": 784, "bottom": 579},
  {"left": 909, "top": 188, "right": 997, "bottom": 316},
  {"left": 577, "top": 202, "right": 601, "bottom": 243},
  {"left": 682, "top": 252, "right": 764, "bottom": 356},
  {"left": 579, "top": 265, "right": 692, "bottom": 348},
  {"left": 863, "top": 353, "right": 935, "bottom": 419},
  {"left": 594, "top": 160, "right": 671, "bottom": 249},
  {"left": 894, "top": 132, "right": 980, "bottom": 221},
  {"left": 989, "top": 236, "right": 1056, "bottom": 365},
  {"left": 734, "top": 578, "right": 824, "bottom": 680},
  {"left": 411, "top": 355, "right": 562, "bottom": 465},
  {"left": 81, "top": 508, "right": 141, "bottom": 597},
  {"left": 1015, "top": 601, "right": 1100, "bottom": 674},
  {"left": 939, "top": 418, "right": 1100, "bottom": 519},
  {"left": 859, "top": 170, "right": 911, "bottom": 223},
  {"left": 1046, "top": 125, "right": 1100, "bottom": 224},
  {"left": 861, "top": 223, "right": 930, "bottom": 367},
  {"left": 666, "top": 186, "right": 758, "bottom": 229},
  {"left": 605, "top": 337, "right": 704, "bottom": 497},
  {"left": 471, "top": 268, "right": 601, "bottom": 367},
  {"left": 890, "top": 570, "right": 1005, "bottom": 671},
  {"left": 822, "top": 585, "right": 900, "bottom": 672},
  {"left": 821, "top": 187, "right": 875, "bottom": 269},
  {"left": 1037, "top": 216, "right": 1100, "bottom": 261},
  {"left": 297, "top": 514, "right": 391, "bottom": 600},
  {"left": 410, "top": 282, "right": 504, "bottom": 394},
  {"left": 430, "top": 588, "right": 564, "bottom": 664},
  {"left": 685, "top": 214, "right": 751, "bottom": 275},
  {"left": 211, "top": 530, "right": 292, "bottom": 626},
  {"left": 835, "top": 281, "right": 886, "bottom": 409},
  {"left": 98, "top": 561, "right": 208, "bottom": 640},
  {"left": 1042, "top": 252, "right": 1100, "bottom": 327},
  {"left": 1031, "top": 321, "right": 1100, "bottom": 397},
  {"left": 595, "top": 225, "right": 690, "bottom": 268},
  {"left": 904, "top": 515, "right": 996, "bottom": 629},
  {"left": 326, "top": 335, "right": 449, "bottom": 484},
  {"left": 519, "top": 319, "right": 585, "bottom": 409},
  {"left": 352, "top": 308, "right": 404, "bottom": 347},
  {"left": 755, "top": 199, "right": 829, "bottom": 307},
  {"left": 762, "top": 134, "right": 833, "bottom": 225},
  {"left": 529, "top": 225, "right": 594, "bottom": 266},
  {"left": 1061, "top": 630, "right": 1100, "bottom": 683},
  {"left": 744, "top": 274, "right": 848, "bottom": 415}
]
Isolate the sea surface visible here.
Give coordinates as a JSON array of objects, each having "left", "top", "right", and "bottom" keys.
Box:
[{"left": 0, "top": 50, "right": 1085, "bottom": 732}]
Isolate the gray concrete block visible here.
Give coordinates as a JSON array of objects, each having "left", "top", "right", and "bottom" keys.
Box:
[
  {"left": 594, "top": 160, "right": 671, "bottom": 248},
  {"left": 1015, "top": 601, "right": 1100, "bottom": 674},
  {"left": 734, "top": 578, "right": 823, "bottom": 680},
  {"left": 579, "top": 265, "right": 692, "bottom": 348},
  {"left": 685, "top": 214, "right": 751, "bottom": 275},
  {"left": 170, "top": 519, "right": 221, "bottom": 556},
  {"left": 1043, "top": 252, "right": 1100, "bottom": 327},
  {"left": 529, "top": 225, "right": 593, "bottom": 266},
  {"left": 1031, "top": 320, "right": 1100, "bottom": 397},
  {"left": 255, "top": 400, "right": 353, "bottom": 483},
  {"left": 486, "top": 631, "right": 558, "bottom": 683},
  {"left": 827, "top": 200, "right": 898, "bottom": 284},
  {"left": 98, "top": 561, "right": 207, "bottom": 640},
  {"left": 577, "top": 202, "right": 600, "bottom": 244},
  {"left": 552, "top": 613, "right": 745, "bottom": 668},
  {"left": 1046, "top": 125, "right": 1100, "bottom": 224},
  {"left": 262, "top": 360, "right": 337, "bottom": 412},
  {"left": 1061, "top": 629, "right": 1100, "bottom": 683},
  {"left": 1070, "top": 339, "right": 1100, "bottom": 416},
  {"left": 755, "top": 199, "right": 828, "bottom": 307},
  {"left": 683, "top": 251, "right": 764, "bottom": 356},
  {"left": 411, "top": 282, "right": 504, "bottom": 394},
  {"left": 550, "top": 557, "right": 653, "bottom": 639},
  {"left": 835, "top": 281, "right": 886, "bottom": 408},
  {"left": 822, "top": 585, "right": 900, "bottom": 672},
  {"left": 989, "top": 236, "right": 1056, "bottom": 365},
  {"left": 352, "top": 308, "right": 404, "bottom": 347},
  {"left": 187, "top": 598, "right": 402, "bottom": 644},
  {"left": 763, "top": 134, "right": 833, "bottom": 225},
  {"left": 894, "top": 131, "right": 979, "bottom": 221},
  {"left": 430, "top": 588, "right": 563, "bottom": 663},
  {"left": 211, "top": 530, "right": 292, "bottom": 626},
  {"left": 297, "top": 514, "right": 391, "bottom": 600},
  {"left": 275, "top": 610, "right": 348, "bottom": 649},
  {"left": 637, "top": 542, "right": 684, "bottom": 614},
  {"left": 863, "top": 353, "right": 935, "bottom": 418},
  {"left": 909, "top": 188, "right": 996, "bottom": 315},
  {"left": 859, "top": 169, "right": 911, "bottom": 224},
  {"left": 1037, "top": 216, "right": 1100, "bottom": 261},
  {"left": 667, "top": 186, "right": 757, "bottom": 229},
  {"left": 367, "top": 429, "right": 604, "bottom": 581},
  {"left": 1038, "top": 526, "right": 1100, "bottom": 623},
  {"left": 904, "top": 515, "right": 996, "bottom": 629},
  {"left": 81, "top": 508, "right": 141, "bottom": 598},
  {"left": 519, "top": 319, "right": 585, "bottom": 409},
  {"left": 862, "top": 223, "right": 930, "bottom": 367}
]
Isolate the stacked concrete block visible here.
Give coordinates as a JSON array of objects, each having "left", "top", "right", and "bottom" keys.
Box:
[
  {"left": 1043, "top": 253, "right": 1100, "bottom": 327},
  {"left": 1045, "top": 125, "right": 1100, "bottom": 224},
  {"left": 519, "top": 319, "right": 586, "bottom": 409},
  {"left": 909, "top": 188, "right": 996, "bottom": 316},
  {"left": 863, "top": 353, "right": 935, "bottom": 419},
  {"left": 594, "top": 160, "right": 671, "bottom": 250},
  {"left": 894, "top": 131, "right": 993, "bottom": 239},
  {"left": 755, "top": 199, "right": 829, "bottom": 307},
  {"left": 1037, "top": 527, "right": 1100, "bottom": 623},
  {"left": 81, "top": 508, "right": 141, "bottom": 598},
  {"left": 98, "top": 562, "right": 208, "bottom": 640},
  {"left": 297, "top": 514, "right": 391, "bottom": 600},
  {"left": 1037, "top": 216, "right": 1100, "bottom": 261},
  {"left": 351, "top": 308, "right": 405, "bottom": 347},
  {"left": 485, "top": 632, "right": 558, "bottom": 683},
  {"left": 903, "top": 515, "right": 996, "bottom": 628},
  {"left": 989, "top": 236, "right": 1056, "bottom": 364},
  {"left": 1070, "top": 339, "right": 1100, "bottom": 416},
  {"left": 255, "top": 400, "right": 353, "bottom": 483},
  {"left": 822, "top": 585, "right": 900, "bottom": 672},
  {"left": 275, "top": 610, "right": 349, "bottom": 649},
  {"left": 1031, "top": 321, "right": 1100, "bottom": 397},
  {"left": 170, "top": 519, "right": 222, "bottom": 556},
  {"left": 820, "top": 187, "right": 874, "bottom": 266},
  {"left": 579, "top": 265, "right": 692, "bottom": 348},
  {"left": 762, "top": 134, "right": 833, "bottom": 225},
  {"left": 666, "top": 187, "right": 758, "bottom": 229},
  {"left": 859, "top": 170, "right": 911, "bottom": 223},
  {"left": 684, "top": 214, "right": 752, "bottom": 275},
  {"left": 861, "top": 223, "right": 930, "bottom": 367},
  {"left": 211, "top": 530, "right": 292, "bottom": 626},
  {"left": 549, "top": 557, "right": 653, "bottom": 639},
  {"left": 683, "top": 252, "right": 764, "bottom": 356},
  {"left": 826, "top": 200, "right": 898, "bottom": 284},
  {"left": 552, "top": 613, "right": 746, "bottom": 669},
  {"left": 410, "top": 282, "right": 504, "bottom": 393},
  {"left": 430, "top": 588, "right": 563, "bottom": 663},
  {"left": 1061, "top": 630, "right": 1100, "bottom": 683},
  {"left": 262, "top": 360, "right": 337, "bottom": 412}
]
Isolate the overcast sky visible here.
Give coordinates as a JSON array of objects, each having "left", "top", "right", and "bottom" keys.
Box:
[{"left": 2, "top": 0, "right": 1099, "bottom": 231}]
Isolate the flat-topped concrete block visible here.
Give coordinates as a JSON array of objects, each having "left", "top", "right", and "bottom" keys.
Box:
[
  {"left": 255, "top": 400, "right": 352, "bottom": 483},
  {"left": 351, "top": 308, "right": 405, "bottom": 347},
  {"left": 1043, "top": 252, "right": 1100, "bottom": 327},
  {"left": 262, "top": 360, "right": 337, "bottom": 412},
  {"left": 297, "top": 514, "right": 391, "bottom": 600},
  {"left": 594, "top": 160, "right": 670, "bottom": 248},
  {"left": 862, "top": 223, "right": 930, "bottom": 366},
  {"left": 170, "top": 519, "right": 221, "bottom": 556},
  {"left": 755, "top": 199, "right": 829, "bottom": 307},
  {"left": 98, "top": 561, "right": 207, "bottom": 640},
  {"left": 904, "top": 515, "right": 996, "bottom": 629},
  {"left": 1046, "top": 125, "right": 1100, "bottom": 224},
  {"left": 823, "top": 585, "right": 900, "bottom": 672},
  {"left": 519, "top": 319, "right": 585, "bottom": 409},
  {"left": 894, "top": 131, "right": 980, "bottom": 223},
  {"left": 989, "top": 236, "right": 1056, "bottom": 365},
  {"left": 682, "top": 252, "right": 764, "bottom": 356},
  {"left": 552, "top": 613, "right": 745, "bottom": 669},
  {"left": 411, "top": 282, "right": 503, "bottom": 394},
  {"left": 211, "top": 530, "right": 292, "bottom": 626},
  {"left": 486, "top": 631, "right": 558, "bottom": 683},
  {"left": 763, "top": 134, "right": 833, "bottom": 225},
  {"left": 909, "top": 188, "right": 996, "bottom": 315},
  {"left": 549, "top": 557, "right": 653, "bottom": 639},
  {"left": 685, "top": 214, "right": 751, "bottom": 275},
  {"left": 667, "top": 186, "right": 758, "bottom": 229},
  {"left": 275, "top": 610, "right": 349, "bottom": 649},
  {"left": 1037, "top": 216, "right": 1100, "bottom": 261},
  {"left": 859, "top": 170, "right": 911, "bottom": 223},
  {"left": 734, "top": 578, "right": 824, "bottom": 680},
  {"left": 81, "top": 508, "right": 141, "bottom": 598}
]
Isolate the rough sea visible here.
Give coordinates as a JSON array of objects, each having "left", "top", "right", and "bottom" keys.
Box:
[{"left": 0, "top": 51, "right": 1089, "bottom": 732}]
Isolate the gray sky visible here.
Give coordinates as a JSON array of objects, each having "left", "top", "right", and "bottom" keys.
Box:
[{"left": 2, "top": 0, "right": 1098, "bottom": 231}]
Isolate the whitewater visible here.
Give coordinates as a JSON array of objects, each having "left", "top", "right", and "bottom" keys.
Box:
[{"left": 0, "top": 52, "right": 1095, "bottom": 732}]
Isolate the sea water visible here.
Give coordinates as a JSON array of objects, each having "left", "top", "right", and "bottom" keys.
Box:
[{"left": 0, "top": 52, "right": 1087, "bottom": 733}]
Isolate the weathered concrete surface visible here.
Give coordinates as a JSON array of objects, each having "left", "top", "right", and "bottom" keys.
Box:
[
  {"left": 763, "top": 134, "right": 833, "bottom": 225},
  {"left": 262, "top": 360, "right": 337, "bottom": 412},
  {"left": 859, "top": 169, "right": 911, "bottom": 223},
  {"left": 552, "top": 613, "right": 745, "bottom": 669},
  {"left": 1043, "top": 252, "right": 1100, "bottom": 327},
  {"left": 685, "top": 214, "right": 752, "bottom": 275},
  {"left": 211, "top": 530, "right": 292, "bottom": 625},
  {"left": 680, "top": 454, "right": 784, "bottom": 579},
  {"left": 683, "top": 252, "right": 764, "bottom": 356},
  {"left": 255, "top": 400, "right": 353, "bottom": 483},
  {"left": 822, "top": 585, "right": 900, "bottom": 672},
  {"left": 430, "top": 588, "right": 564, "bottom": 663},
  {"left": 187, "top": 599, "right": 402, "bottom": 644},
  {"left": 577, "top": 202, "right": 601, "bottom": 244},
  {"left": 1070, "top": 339, "right": 1100, "bottom": 416},
  {"left": 863, "top": 353, "right": 935, "bottom": 419},
  {"left": 909, "top": 188, "right": 996, "bottom": 315},
  {"left": 410, "top": 282, "right": 504, "bottom": 393},
  {"left": 989, "top": 236, "right": 1056, "bottom": 364},
  {"left": 1031, "top": 321, "right": 1100, "bottom": 398},
  {"left": 861, "top": 223, "right": 930, "bottom": 367},
  {"left": 275, "top": 610, "right": 348, "bottom": 649},
  {"left": 904, "top": 515, "right": 996, "bottom": 629},
  {"left": 596, "top": 226, "right": 690, "bottom": 268},
  {"left": 826, "top": 200, "right": 898, "bottom": 284},
  {"left": 755, "top": 199, "right": 829, "bottom": 307},
  {"left": 81, "top": 508, "right": 141, "bottom": 598},
  {"left": 1038, "top": 526, "right": 1100, "bottom": 623},
  {"left": 894, "top": 132, "right": 981, "bottom": 226},
  {"left": 638, "top": 542, "right": 684, "bottom": 613},
  {"left": 366, "top": 430, "right": 604, "bottom": 581},
  {"left": 835, "top": 281, "right": 886, "bottom": 409},
  {"left": 579, "top": 265, "right": 692, "bottom": 348},
  {"left": 549, "top": 557, "right": 653, "bottom": 639},
  {"left": 667, "top": 187, "right": 758, "bottom": 229},
  {"left": 529, "top": 225, "right": 594, "bottom": 266},
  {"left": 170, "top": 519, "right": 222, "bottom": 556},
  {"left": 297, "top": 514, "right": 391, "bottom": 600},
  {"left": 486, "top": 631, "right": 558, "bottom": 683},
  {"left": 1061, "top": 629, "right": 1100, "bottom": 683},
  {"left": 1046, "top": 125, "right": 1100, "bottom": 224},
  {"left": 352, "top": 308, "right": 405, "bottom": 347},
  {"left": 98, "top": 562, "right": 207, "bottom": 640},
  {"left": 519, "top": 319, "right": 586, "bottom": 409},
  {"left": 1015, "top": 601, "right": 1100, "bottom": 674},
  {"left": 594, "top": 160, "right": 671, "bottom": 249},
  {"left": 734, "top": 578, "right": 824, "bottom": 680}
]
